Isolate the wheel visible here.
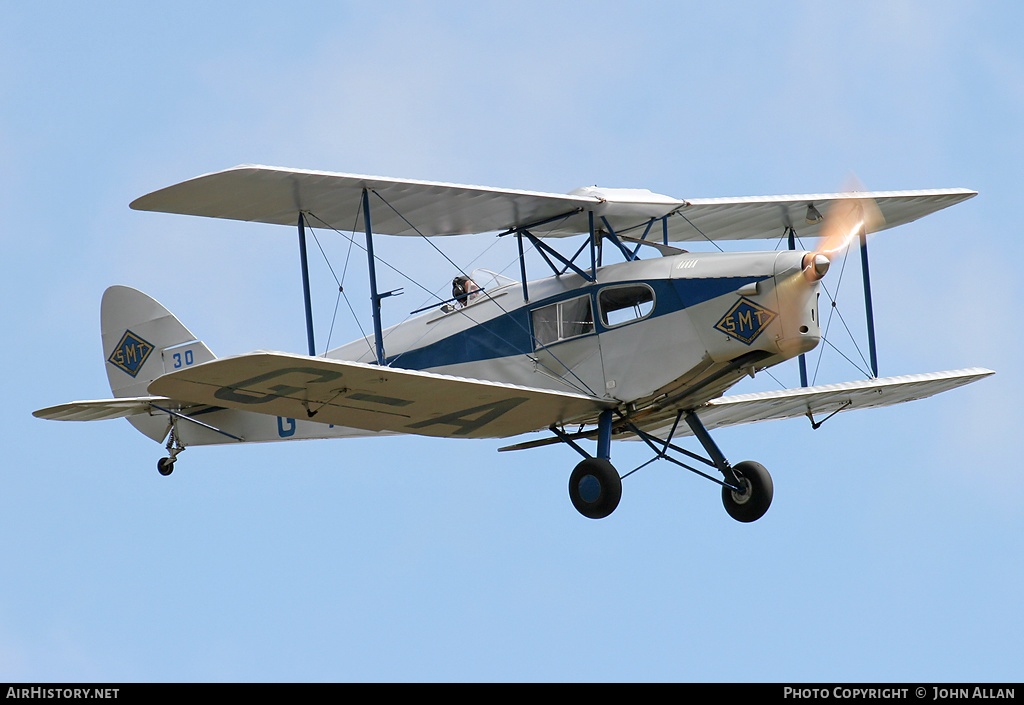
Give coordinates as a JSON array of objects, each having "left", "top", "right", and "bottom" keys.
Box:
[
  {"left": 568, "top": 457, "right": 622, "bottom": 519},
  {"left": 722, "top": 460, "right": 773, "bottom": 522},
  {"left": 157, "top": 457, "right": 175, "bottom": 476}
]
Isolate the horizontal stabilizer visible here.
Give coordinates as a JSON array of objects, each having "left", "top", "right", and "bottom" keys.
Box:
[
  {"left": 33, "top": 396, "right": 198, "bottom": 422},
  {"left": 130, "top": 165, "right": 976, "bottom": 242},
  {"left": 147, "top": 351, "right": 610, "bottom": 439}
]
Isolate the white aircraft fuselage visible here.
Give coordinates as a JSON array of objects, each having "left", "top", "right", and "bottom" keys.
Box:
[{"left": 328, "top": 249, "right": 822, "bottom": 421}]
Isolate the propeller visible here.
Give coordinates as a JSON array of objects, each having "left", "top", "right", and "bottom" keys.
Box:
[{"left": 801, "top": 177, "right": 884, "bottom": 282}]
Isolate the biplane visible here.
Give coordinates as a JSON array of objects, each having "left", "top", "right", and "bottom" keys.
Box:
[{"left": 34, "top": 166, "right": 993, "bottom": 521}]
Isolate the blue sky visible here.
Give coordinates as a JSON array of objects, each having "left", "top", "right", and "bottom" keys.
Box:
[{"left": 2, "top": 1, "right": 1021, "bottom": 682}]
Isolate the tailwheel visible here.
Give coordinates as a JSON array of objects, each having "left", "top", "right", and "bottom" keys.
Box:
[
  {"left": 158, "top": 426, "right": 184, "bottom": 477},
  {"left": 569, "top": 457, "right": 622, "bottom": 519},
  {"left": 722, "top": 460, "right": 773, "bottom": 523}
]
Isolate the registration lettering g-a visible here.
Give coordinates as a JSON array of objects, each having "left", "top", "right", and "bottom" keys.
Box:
[
  {"left": 214, "top": 367, "right": 344, "bottom": 405},
  {"left": 406, "top": 397, "right": 529, "bottom": 436}
]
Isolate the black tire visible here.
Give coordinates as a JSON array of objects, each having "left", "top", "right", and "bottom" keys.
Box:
[
  {"left": 157, "top": 457, "right": 175, "bottom": 476},
  {"left": 722, "top": 460, "right": 773, "bottom": 522},
  {"left": 568, "top": 457, "right": 622, "bottom": 519}
]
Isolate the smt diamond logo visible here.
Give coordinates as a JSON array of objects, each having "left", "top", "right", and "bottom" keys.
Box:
[
  {"left": 714, "top": 297, "right": 777, "bottom": 345},
  {"left": 108, "top": 330, "right": 155, "bottom": 377}
]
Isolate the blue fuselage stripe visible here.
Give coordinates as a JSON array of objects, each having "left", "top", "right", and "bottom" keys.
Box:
[{"left": 388, "top": 276, "right": 768, "bottom": 371}]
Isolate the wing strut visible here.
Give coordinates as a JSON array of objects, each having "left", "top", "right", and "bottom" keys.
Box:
[
  {"left": 362, "top": 188, "right": 387, "bottom": 365},
  {"left": 297, "top": 213, "right": 316, "bottom": 356},
  {"left": 859, "top": 230, "right": 879, "bottom": 378},
  {"left": 787, "top": 227, "right": 810, "bottom": 387}
]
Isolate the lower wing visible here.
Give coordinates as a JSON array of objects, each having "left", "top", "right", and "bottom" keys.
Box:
[
  {"left": 659, "top": 367, "right": 994, "bottom": 434},
  {"left": 145, "top": 351, "right": 610, "bottom": 439}
]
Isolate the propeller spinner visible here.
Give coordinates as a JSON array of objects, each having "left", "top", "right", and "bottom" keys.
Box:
[{"left": 801, "top": 179, "right": 884, "bottom": 283}]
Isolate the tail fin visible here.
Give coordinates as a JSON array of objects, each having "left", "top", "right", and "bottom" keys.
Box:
[{"left": 101, "top": 286, "right": 215, "bottom": 440}]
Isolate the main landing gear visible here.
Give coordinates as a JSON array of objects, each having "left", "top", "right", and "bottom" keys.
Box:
[
  {"left": 721, "top": 460, "right": 773, "bottom": 523},
  {"left": 560, "top": 409, "right": 773, "bottom": 522},
  {"left": 568, "top": 457, "right": 622, "bottom": 519}
]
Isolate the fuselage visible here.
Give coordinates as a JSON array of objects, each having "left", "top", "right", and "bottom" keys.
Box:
[{"left": 327, "top": 249, "right": 823, "bottom": 421}]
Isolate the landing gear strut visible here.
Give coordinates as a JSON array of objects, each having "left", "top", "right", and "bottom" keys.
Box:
[{"left": 682, "top": 411, "right": 773, "bottom": 522}]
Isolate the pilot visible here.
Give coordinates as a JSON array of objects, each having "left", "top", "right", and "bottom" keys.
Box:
[{"left": 452, "top": 275, "right": 481, "bottom": 307}]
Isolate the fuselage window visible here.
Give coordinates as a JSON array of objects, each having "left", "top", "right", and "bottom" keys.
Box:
[
  {"left": 599, "top": 285, "right": 655, "bottom": 327},
  {"left": 531, "top": 295, "right": 594, "bottom": 349}
]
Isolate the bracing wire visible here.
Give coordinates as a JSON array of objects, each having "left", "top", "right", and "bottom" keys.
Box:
[
  {"left": 765, "top": 228, "right": 871, "bottom": 388},
  {"left": 675, "top": 211, "right": 724, "bottom": 252},
  {"left": 811, "top": 241, "right": 872, "bottom": 384},
  {"left": 301, "top": 208, "right": 599, "bottom": 397},
  {"left": 361, "top": 193, "right": 599, "bottom": 396},
  {"left": 303, "top": 213, "right": 374, "bottom": 360}
]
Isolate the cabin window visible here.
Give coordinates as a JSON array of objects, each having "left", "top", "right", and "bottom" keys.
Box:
[
  {"left": 598, "top": 285, "right": 655, "bottom": 327},
  {"left": 531, "top": 295, "right": 594, "bottom": 348}
]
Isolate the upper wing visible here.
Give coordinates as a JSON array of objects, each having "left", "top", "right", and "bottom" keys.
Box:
[
  {"left": 648, "top": 368, "right": 994, "bottom": 436},
  {"left": 130, "top": 165, "right": 975, "bottom": 242},
  {"left": 146, "top": 351, "right": 610, "bottom": 439},
  {"left": 130, "top": 165, "right": 606, "bottom": 236},
  {"left": 653, "top": 188, "right": 977, "bottom": 242}
]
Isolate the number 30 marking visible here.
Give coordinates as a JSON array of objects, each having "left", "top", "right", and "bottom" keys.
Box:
[{"left": 172, "top": 350, "right": 194, "bottom": 369}]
